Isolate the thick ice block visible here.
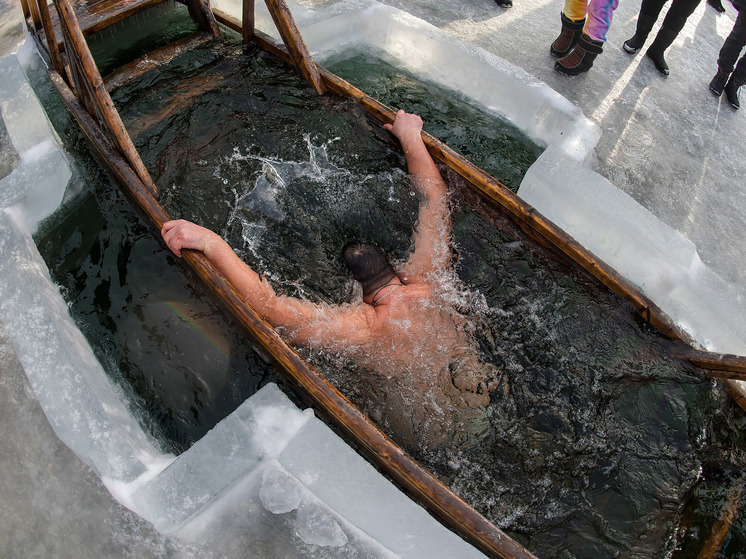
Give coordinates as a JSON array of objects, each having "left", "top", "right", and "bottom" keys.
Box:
[
  {"left": 0, "top": 49, "right": 169, "bottom": 486},
  {"left": 129, "top": 384, "right": 312, "bottom": 532},
  {"left": 160, "top": 384, "right": 486, "bottom": 557},
  {"left": 519, "top": 146, "right": 746, "bottom": 355},
  {"left": 175, "top": 460, "right": 400, "bottom": 558},
  {"left": 279, "top": 417, "right": 488, "bottom": 559},
  {"left": 0, "top": 209, "right": 169, "bottom": 483},
  {"left": 0, "top": 53, "right": 70, "bottom": 233}
]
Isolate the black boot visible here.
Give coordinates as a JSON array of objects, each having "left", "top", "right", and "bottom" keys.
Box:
[
  {"left": 708, "top": 0, "right": 727, "bottom": 12},
  {"left": 555, "top": 34, "right": 604, "bottom": 76},
  {"left": 709, "top": 67, "right": 731, "bottom": 96},
  {"left": 495, "top": 0, "right": 513, "bottom": 7},
  {"left": 646, "top": 26, "right": 678, "bottom": 75},
  {"left": 551, "top": 12, "right": 586, "bottom": 57},
  {"left": 724, "top": 74, "right": 744, "bottom": 108},
  {"left": 623, "top": 13, "right": 657, "bottom": 54}
]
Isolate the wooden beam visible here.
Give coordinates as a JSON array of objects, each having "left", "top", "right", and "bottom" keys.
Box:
[
  {"left": 104, "top": 32, "right": 214, "bottom": 90},
  {"left": 263, "top": 0, "right": 325, "bottom": 95},
  {"left": 697, "top": 475, "right": 745, "bottom": 559},
  {"left": 242, "top": 0, "right": 255, "bottom": 44},
  {"left": 213, "top": 10, "right": 289, "bottom": 63},
  {"left": 19, "top": 0, "right": 31, "bottom": 23},
  {"left": 185, "top": 0, "right": 222, "bottom": 37},
  {"left": 69, "top": 0, "right": 166, "bottom": 38},
  {"left": 53, "top": 0, "right": 159, "bottom": 199},
  {"left": 34, "top": 0, "right": 66, "bottom": 76},
  {"left": 677, "top": 349, "right": 746, "bottom": 381},
  {"left": 27, "top": 0, "right": 42, "bottom": 31}
]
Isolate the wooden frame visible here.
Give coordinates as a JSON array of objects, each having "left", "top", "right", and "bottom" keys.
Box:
[{"left": 22, "top": 0, "right": 746, "bottom": 557}]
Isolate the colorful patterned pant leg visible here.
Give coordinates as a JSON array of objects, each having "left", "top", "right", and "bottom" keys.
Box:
[{"left": 563, "top": 0, "right": 620, "bottom": 42}]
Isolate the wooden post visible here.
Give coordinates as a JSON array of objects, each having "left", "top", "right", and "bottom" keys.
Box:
[
  {"left": 19, "top": 0, "right": 31, "bottom": 22},
  {"left": 26, "top": 0, "right": 42, "bottom": 31},
  {"left": 53, "top": 0, "right": 159, "bottom": 199},
  {"left": 34, "top": 0, "right": 66, "bottom": 76},
  {"left": 186, "top": 0, "right": 222, "bottom": 38},
  {"left": 242, "top": 0, "right": 255, "bottom": 44},
  {"left": 264, "top": 0, "right": 325, "bottom": 95}
]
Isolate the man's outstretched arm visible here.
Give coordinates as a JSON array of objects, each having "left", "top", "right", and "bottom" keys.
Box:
[
  {"left": 384, "top": 110, "right": 451, "bottom": 281},
  {"left": 161, "top": 219, "right": 372, "bottom": 347}
]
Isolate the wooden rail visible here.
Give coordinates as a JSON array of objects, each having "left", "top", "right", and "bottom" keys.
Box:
[
  {"left": 677, "top": 349, "right": 746, "bottom": 381},
  {"left": 103, "top": 31, "right": 214, "bottom": 90},
  {"left": 52, "top": 0, "right": 160, "bottom": 198}
]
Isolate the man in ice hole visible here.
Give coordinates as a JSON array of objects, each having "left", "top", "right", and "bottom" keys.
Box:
[{"left": 162, "top": 110, "right": 498, "bottom": 449}]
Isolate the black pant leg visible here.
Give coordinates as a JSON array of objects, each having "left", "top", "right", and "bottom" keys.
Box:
[
  {"left": 719, "top": 9, "right": 746, "bottom": 72},
  {"left": 661, "top": 0, "right": 702, "bottom": 33},
  {"left": 640, "top": 0, "right": 668, "bottom": 19}
]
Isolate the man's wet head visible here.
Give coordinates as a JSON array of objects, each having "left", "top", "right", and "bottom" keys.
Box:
[{"left": 341, "top": 241, "right": 397, "bottom": 296}]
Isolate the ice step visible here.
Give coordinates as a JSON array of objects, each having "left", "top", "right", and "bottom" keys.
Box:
[
  {"left": 129, "top": 383, "right": 313, "bottom": 533},
  {"left": 132, "top": 383, "right": 487, "bottom": 558}
]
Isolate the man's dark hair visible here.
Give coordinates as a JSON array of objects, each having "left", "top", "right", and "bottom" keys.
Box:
[{"left": 341, "top": 241, "right": 397, "bottom": 295}]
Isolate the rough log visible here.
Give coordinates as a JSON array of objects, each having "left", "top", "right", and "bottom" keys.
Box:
[
  {"left": 34, "top": 0, "right": 66, "bottom": 76},
  {"left": 263, "top": 0, "right": 325, "bottom": 94},
  {"left": 242, "top": 0, "right": 255, "bottom": 43},
  {"left": 678, "top": 349, "right": 746, "bottom": 381},
  {"left": 185, "top": 0, "right": 222, "bottom": 37},
  {"left": 54, "top": 0, "right": 159, "bottom": 198},
  {"left": 104, "top": 32, "right": 214, "bottom": 90}
]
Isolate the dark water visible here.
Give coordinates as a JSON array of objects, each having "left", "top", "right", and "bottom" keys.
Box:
[
  {"left": 30, "top": 18, "right": 746, "bottom": 559},
  {"left": 326, "top": 51, "right": 544, "bottom": 192},
  {"left": 87, "top": 1, "right": 198, "bottom": 78}
]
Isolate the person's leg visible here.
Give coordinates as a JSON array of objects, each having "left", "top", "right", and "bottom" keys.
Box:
[
  {"left": 556, "top": 0, "right": 619, "bottom": 75},
  {"left": 724, "top": 54, "right": 746, "bottom": 108},
  {"left": 583, "top": 0, "right": 620, "bottom": 42},
  {"left": 713, "top": 11, "right": 746, "bottom": 99},
  {"left": 710, "top": 66, "right": 731, "bottom": 95},
  {"left": 734, "top": 50, "right": 746, "bottom": 80},
  {"left": 646, "top": 0, "right": 701, "bottom": 75},
  {"left": 563, "top": 0, "right": 589, "bottom": 21},
  {"left": 718, "top": 9, "right": 746, "bottom": 72},
  {"left": 551, "top": 0, "right": 588, "bottom": 57},
  {"left": 624, "top": 0, "right": 666, "bottom": 53}
]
